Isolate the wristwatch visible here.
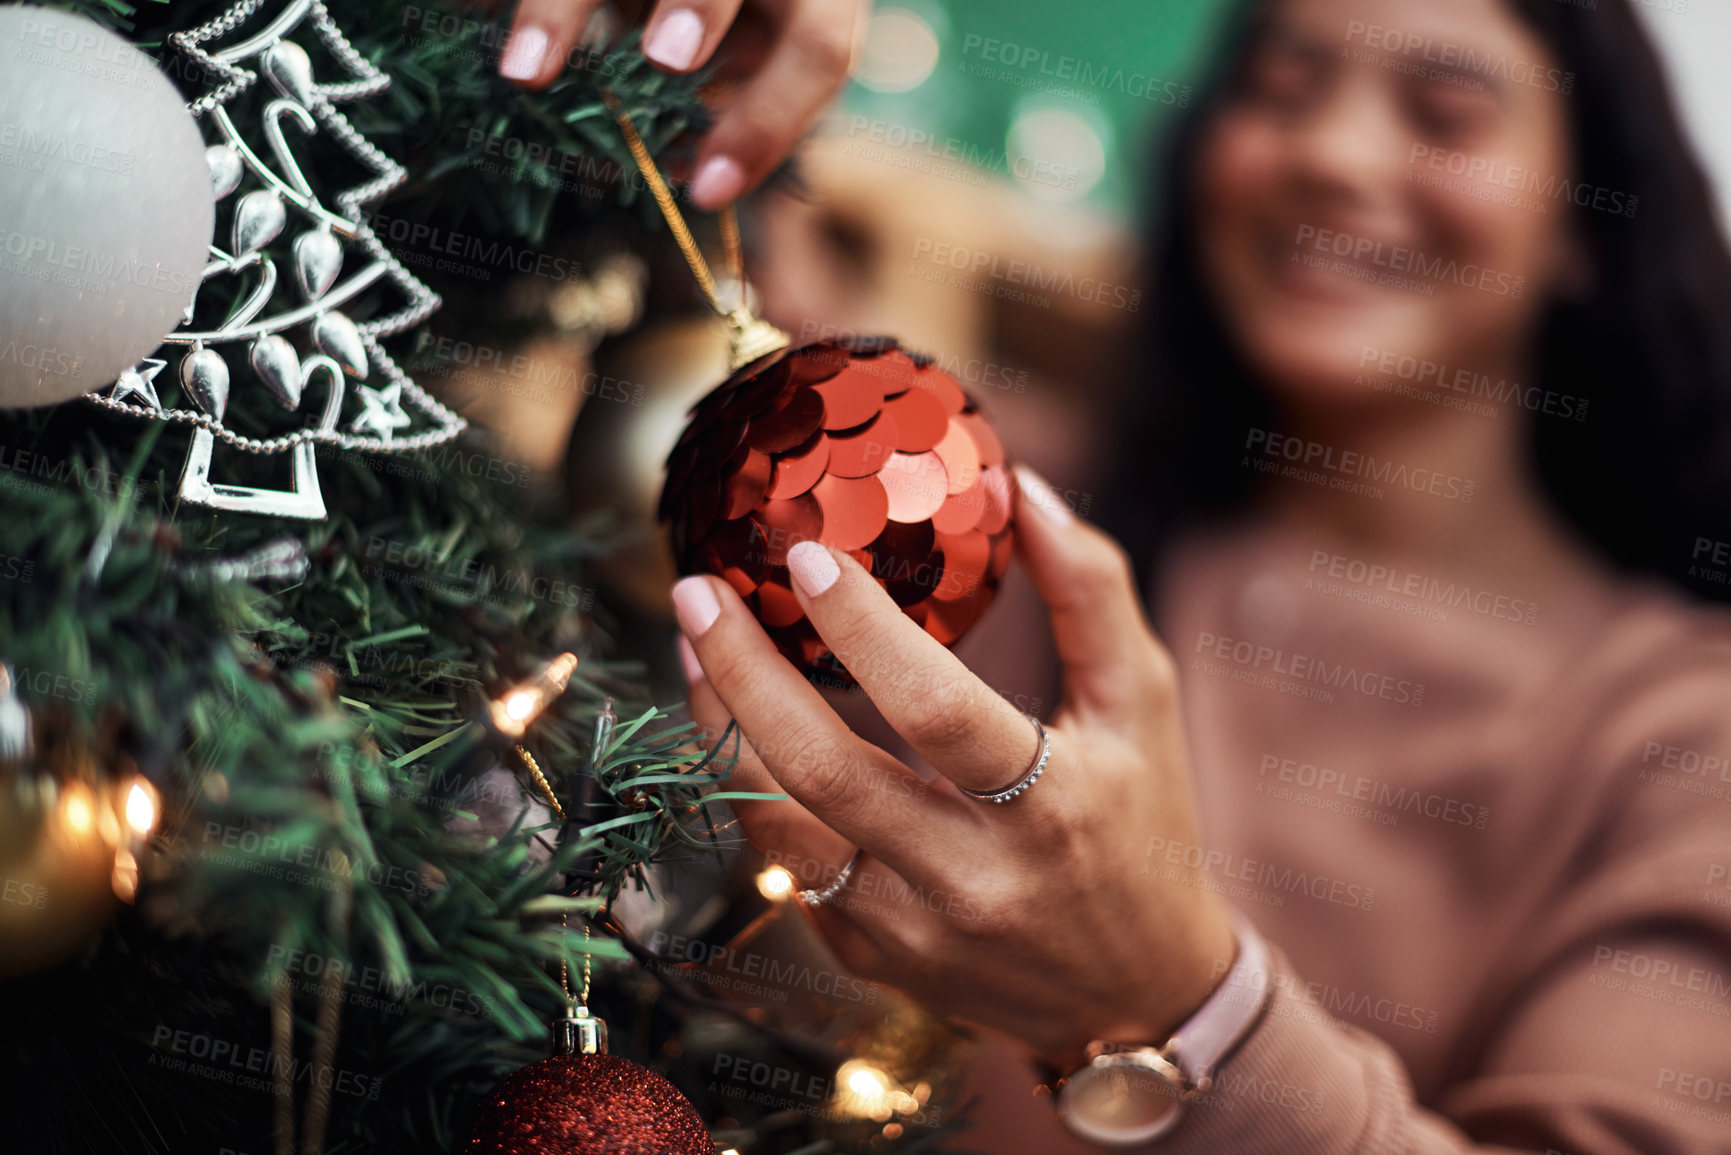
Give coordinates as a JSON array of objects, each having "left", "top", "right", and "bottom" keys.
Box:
[{"left": 1048, "top": 914, "right": 1272, "bottom": 1147}]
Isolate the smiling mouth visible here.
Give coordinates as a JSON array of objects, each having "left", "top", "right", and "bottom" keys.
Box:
[
  {"left": 1269, "top": 250, "right": 1391, "bottom": 304},
  {"left": 1264, "top": 229, "right": 1433, "bottom": 304}
]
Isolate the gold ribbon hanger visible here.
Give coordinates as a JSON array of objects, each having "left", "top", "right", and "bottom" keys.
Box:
[{"left": 601, "top": 90, "right": 791, "bottom": 371}]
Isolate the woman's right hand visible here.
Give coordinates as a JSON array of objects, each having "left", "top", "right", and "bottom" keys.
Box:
[
  {"left": 499, "top": 0, "right": 867, "bottom": 209},
  {"left": 673, "top": 469, "right": 1238, "bottom": 1068}
]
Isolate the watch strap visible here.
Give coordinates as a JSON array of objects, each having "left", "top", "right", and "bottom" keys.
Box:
[
  {"left": 1164, "top": 910, "right": 1272, "bottom": 1092},
  {"left": 1048, "top": 914, "right": 1275, "bottom": 1148}
]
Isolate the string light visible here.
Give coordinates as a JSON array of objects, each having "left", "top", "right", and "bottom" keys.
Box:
[
  {"left": 112, "top": 776, "right": 160, "bottom": 902},
  {"left": 835, "top": 1059, "right": 922, "bottom": 1121},
  {"left": 487, "top": 653, "right": 579, "bottom": 738},
  {"left": 755, "top": 865, "right": 796, "bottom": 901},
  {"left": 2, "top": 664, "right": 163, "bottom": 907},
  {"left": 111, "top": 848, "right": 139, "bottom": 902},
  {"left": 62, "top": 786, "right": 93, "bottom": 835},
  {"left": 51, "top": 775, "right": 162, "bottom": 902},
  {"left": 846, "top": 1064, "right": 888, "bottom": 1098},
  {"left": 124, "top": 778, "right": 158, "bottom": 835}
]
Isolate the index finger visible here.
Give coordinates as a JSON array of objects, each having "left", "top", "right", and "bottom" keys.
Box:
[
  {"left": 671, "top": 573, "right": 969, "bottom": 886},
  {"left": 783, "top": 541, "right": 1045, "bottom": 799},
  {"left": 684, "top": 656, "right": 853, "bottom": 878},
  {"left": 686, "top": 0, "right": 864, "bottom": 209}
]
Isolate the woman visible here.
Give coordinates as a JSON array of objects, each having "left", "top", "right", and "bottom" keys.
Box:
[{"left": 506, "top": 0, "right": 1731, "bottom": 1150}]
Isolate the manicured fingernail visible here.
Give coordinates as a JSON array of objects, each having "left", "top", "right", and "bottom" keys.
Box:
[
  {"left": 676, "top": 635, "right": 705, "bottom": 684},
  {"left": 645, "top": 8, "right": 705, "bottom": 71},
  {"left": 689, "top": 155, "right": 745, "bottom": 209},
  {"left": 787, "top": 540, "right": 840, "bottom": 598},
  {"left": 672, "top": 576, "right": 721, "bottom": 636},
  {"left": 500, "top": 25, "right": 550, "bottom": 81},
  {"left": 1015, "top": 465, "right": 1074, "bottom": 525}
]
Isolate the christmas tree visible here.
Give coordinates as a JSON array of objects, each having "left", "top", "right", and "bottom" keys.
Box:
[{"left": 0, "top": 1, "right": 967, "bottom": 1151}]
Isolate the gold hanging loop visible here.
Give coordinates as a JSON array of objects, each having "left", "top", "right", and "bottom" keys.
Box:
[
  {"left": 719, "top": 203, "right": 744, "bottom": 287},
  {"left": 601, "top": 90, "right": 790, "bottom": 370},
  {"left": 516, "top": 743, "right": 607, "bottom": 1055}
]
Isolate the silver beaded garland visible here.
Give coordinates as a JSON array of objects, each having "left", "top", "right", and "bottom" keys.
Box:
[{"left": 75, "top": 0, "right": 467, "bottom": 519}]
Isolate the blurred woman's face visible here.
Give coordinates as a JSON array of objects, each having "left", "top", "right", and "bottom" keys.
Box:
[{"left": 1195, "top": 0, "right": 1579, "bottom": 411}]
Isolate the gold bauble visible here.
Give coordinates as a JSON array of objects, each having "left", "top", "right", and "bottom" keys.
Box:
[
  {"left": 0, "top": 769, "right": 123, "bottom": 977},
  {"left": 0, "top": 722, "right": 158, "bottom": 978}
]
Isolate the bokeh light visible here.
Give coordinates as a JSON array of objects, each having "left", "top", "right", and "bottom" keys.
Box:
[
  {"left": 853, "top": 8, "right": 942, "bottom": 94},
  {"left": 1006, "top": 103, "right": 1109, "bottom": 203},
  {"left": 756, "top": 865, "right": 796, "bottom": 901},
  {"left": 124, "top": 778, "right": 158, "bottom": 836}
]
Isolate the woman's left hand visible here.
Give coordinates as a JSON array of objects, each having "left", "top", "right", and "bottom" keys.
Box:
[
  {"left": 674, "top": 467, "right": 1237, "bottom": 1065},
  {"left": 496, "top": 0, "right": 865, "bottom": 209}
]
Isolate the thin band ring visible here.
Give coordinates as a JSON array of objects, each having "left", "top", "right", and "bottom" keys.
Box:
[
  {"left": 798, "top": 849, "right": 863, "bottom": 907},
  {"left": 959, "top": 714, "right": 1051, "bottom": 805}
]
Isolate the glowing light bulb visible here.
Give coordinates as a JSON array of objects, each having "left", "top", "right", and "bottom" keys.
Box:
[
  {"left": 847, "top": 1065, "right": 888, "bottom": 1098},
  {"left": 112, "top": 847, "right": 139, "bottom": 902},
  {"left": 125, "top": 779, "right": 159, "bottom": 835},
  {"left": 836, "top": 1058, "right": 899, "bottom": 1119},
  {"left": 63, "top": 789, "right": 93, "bottom": 835},
  {"left": 756, "top": 865, "right": 796, "bottom": 901},
  {"left": 488, "top": 653, "right": 579, "bottom": 737}
]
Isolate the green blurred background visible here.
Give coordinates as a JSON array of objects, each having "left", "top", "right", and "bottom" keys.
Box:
[{"left": 839, "top": 0, "right": 1236, "bottom": 217}]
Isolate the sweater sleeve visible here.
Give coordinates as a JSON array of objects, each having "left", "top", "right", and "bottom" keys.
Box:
[
  {"left": 1155, "top": 649, "right": 1731, "bottom": 1155},
  {"left": 1156, "top": 930, "right": 1730, "bottom": 1154}
]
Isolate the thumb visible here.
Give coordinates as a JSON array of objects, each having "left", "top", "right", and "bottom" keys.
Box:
[{"left": 1012, "top": 466, "right": 1175, "bottom": 721}]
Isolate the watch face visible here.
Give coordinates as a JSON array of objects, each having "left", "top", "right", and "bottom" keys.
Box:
[{"left": 1057, "top": 1060, "right": 1184, "bottom": 1147}]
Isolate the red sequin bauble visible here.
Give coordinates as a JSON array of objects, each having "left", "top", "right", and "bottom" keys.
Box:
[
  {"left": 659, "top": 337, "right": 1015, "bottom": 682},
  {"left": 461, "top": 1053, "right": 712, "bottom": 1155}
]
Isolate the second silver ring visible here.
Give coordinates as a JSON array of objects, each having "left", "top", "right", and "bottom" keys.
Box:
[{"left": 798, "top": 849, "right": 863, "bottom": 907}]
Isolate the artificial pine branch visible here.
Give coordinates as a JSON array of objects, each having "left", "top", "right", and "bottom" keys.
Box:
[
  {"left": 42, "top": 0, "right": 710, "bottom": 246},
  {"left": 0, "top": 3, "right": 737, "bottom": 1149},
  {"left": 2, "top": 2, "right": 959, "bottom": 1151}
]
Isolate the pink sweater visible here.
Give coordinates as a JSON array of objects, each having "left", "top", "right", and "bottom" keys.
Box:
[
  {"left": 944, "top": 522, "right": 1731, "bottom": 1152},
  {"left": 1133, "top": 524, "right": 1731, "bottom": 1153}
]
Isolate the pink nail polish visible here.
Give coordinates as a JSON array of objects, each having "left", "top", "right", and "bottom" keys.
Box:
[
  {"left": 500, "top": 25, "right": 550, "bottom": 81},
  {"left": 689, "top": 155, "right": 745, "bottom": 209},
  {"left": 676, "top": 635, "right": 705, "bottom": 684},
  {"left": 1015, "top": 464, "right": 1074, "bottom": 526},
  {"left": 787, "top": 541, "right": 840, "bottom": 597},
  {"left": 671, "top": 576, "right": 721, "bottom": 636},
  {"left": 645, "top": 9, "right": 704, "bottom": 71}
]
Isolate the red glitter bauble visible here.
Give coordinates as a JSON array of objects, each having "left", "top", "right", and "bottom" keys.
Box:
[
  {"left": 659, "top": 336, "right": 1015, "bottom": 683},
  {"left": 461, "top": 1053, "right": 712, "bottom": 1155}
]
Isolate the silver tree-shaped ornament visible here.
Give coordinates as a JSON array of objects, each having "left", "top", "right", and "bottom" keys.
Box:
[{"left": 84, "top": 0, "right": 465, "bottom": 519}]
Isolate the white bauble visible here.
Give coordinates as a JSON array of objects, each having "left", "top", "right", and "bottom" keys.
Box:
[{"left": 0, "top": 6, "right": 214, "bottom": 407}]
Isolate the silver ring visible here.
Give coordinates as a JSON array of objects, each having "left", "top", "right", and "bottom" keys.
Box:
[
  {"left": 797, "top": 850, "right": 862, "bottom": 907},
  {"left": 959, "top": 714, "right": 1051, "bottom": 805}
]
